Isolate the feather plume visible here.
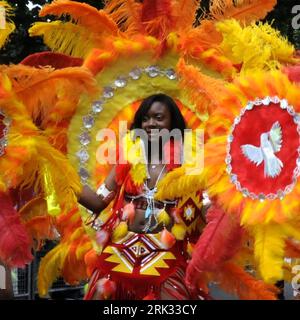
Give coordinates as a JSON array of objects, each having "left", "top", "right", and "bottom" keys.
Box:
[
  {"left": 173, "top": 0, "right": 200, "bottom": 30},
  {"left": 0, "top": 192, "right": 33, "bottom": 267},
  {"left": 214, "top": 262, "right": 279, "bottom": 300},
  {"left": 186, "top": 205, "right": 243, "bottom": 286},
  {"left": 209, "top": 0, "right": 277, "bottom": 24},
  {"left": 1, "top": 64, "right": 97, "bottom": 122},
  {"left": 38, "top": 243, "right": 68, "bottom": 297},
  {"left": 104, "top": 0, "right": 143, "bottom": 35},
  {"left": 253, "top": 224, "right": 285, "bottom": 283},
  {"left": 19, "top": 196, "right": 57, "bottom": 244},
  {"left": 177, "top": 58, "right": 226, "bottom": 115},
  {"left": 21, "top": 51, "right": 83, "bottom": 69},
  {"left": 141, "top": 0, "right": 176, "bottom": 40},
  {"left": 29, "top": 21, "right": 102, "bottom": 58},
  {"left": 39, "top": 0, "right": 118, "bottom": 36}
]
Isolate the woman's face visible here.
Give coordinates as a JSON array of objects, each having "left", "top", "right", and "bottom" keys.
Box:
[{"left": 141, "top": 101, "right": 172, "bottom": 141}]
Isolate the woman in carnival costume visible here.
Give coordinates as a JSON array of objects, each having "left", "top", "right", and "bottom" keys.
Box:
[{"left": 1, "top": 0, "right": 300, "bottom": 300}]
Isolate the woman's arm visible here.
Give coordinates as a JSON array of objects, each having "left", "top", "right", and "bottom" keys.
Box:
[{"left": 78, "top": 166, "right": 117, "bottom": 215}]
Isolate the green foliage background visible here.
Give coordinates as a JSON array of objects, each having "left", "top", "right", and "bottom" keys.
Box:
[{"left": 0, "top": 0, "right": 299, "bottom": 64}]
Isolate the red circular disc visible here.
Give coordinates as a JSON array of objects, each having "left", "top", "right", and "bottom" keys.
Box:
[{"left": 229, "top": 101, "right": 299, "bottom": 197}]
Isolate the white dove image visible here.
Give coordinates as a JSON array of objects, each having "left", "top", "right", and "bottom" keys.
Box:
[{"left": 241, "top": 121, "right": 283, "bottom": 178}]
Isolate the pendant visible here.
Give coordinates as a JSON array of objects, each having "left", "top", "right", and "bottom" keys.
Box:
[
  {"left": 145, "top": 205, "right": 152, "bottom": 219},
  {"left": 151, "top": 165, "right": 156, "bottom": 169}
]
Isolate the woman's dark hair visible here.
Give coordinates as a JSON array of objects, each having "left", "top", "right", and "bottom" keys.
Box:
[{"left": 130, "top": 93, "right": 186, "bottom": 137}]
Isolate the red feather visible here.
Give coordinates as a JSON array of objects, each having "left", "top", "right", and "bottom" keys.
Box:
[
  {"left": 186, "top": 205, "right": 243, "bottom": 287},
  {"left": 0, "top": 193, "right": 33, "bottom": 267},
  {"left": 141, "top": 0, "right": 175, "bottom": 39},
  {"left": 21, "top": 51, "right": 83, "bottom": 69},
  {"left": 285, "top": 239, "right": 300, "bottom": 258}
]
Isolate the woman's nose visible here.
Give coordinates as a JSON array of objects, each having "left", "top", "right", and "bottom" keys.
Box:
[{"left": 148, "top": 117, "right": 156, "bottom": 127}]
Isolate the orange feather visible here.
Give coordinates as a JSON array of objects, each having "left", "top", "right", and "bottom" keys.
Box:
[
  {"left": 141, "top": 0, "right": 176, "bottom": 40},
  {"left": 104, "top": 0, "right": 143, "bottom": 35},
  {"left": 213, "top": 262, "right": 279, "bottom": 300},
  {"left": 40, "top": 0, "right": 118, "bottom": 36},
  {"left": 173, "top": 0, "right": 200, "bottom": 30},
  {"left": 209, "top": 0, "right": 277, "bottom": 24},
  {"left": 177, "top": 58, "right": 226, "bottom": 115}
]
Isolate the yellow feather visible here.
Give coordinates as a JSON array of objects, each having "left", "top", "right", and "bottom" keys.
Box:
[
  {"left": 253, "top": 224, "right": 286, "bottom": 284},
  {"left": 38, "top": 244, "right": 68, "bottom": 297},
  {"left": 29, "top": 21, "right": 101, "bottom": 58},
  {"left": 216, "top": 20, "right": 295, "bottom": 73}
]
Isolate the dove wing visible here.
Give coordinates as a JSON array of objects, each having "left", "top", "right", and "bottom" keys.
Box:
[
  {"left": 241, "top": 144, "right": 263, "bottom": 166},
  {"left": 269, "top": 121, "right": 282, "bottom": 153}
]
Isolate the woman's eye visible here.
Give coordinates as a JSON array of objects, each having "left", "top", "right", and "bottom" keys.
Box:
[{"left": 142, "top": 116, "right": 148, "bottom": 122}]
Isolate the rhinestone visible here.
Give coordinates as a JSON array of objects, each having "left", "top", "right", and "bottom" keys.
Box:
[
  {"left": 79, "top": 167, "right": 90, "bottom": 181},
  {"left": 79, "top": 132, "right": 91, "bottom": 146},
  {"left": 258, "top": 193, "right": 265, "bottom": 202},
  {"left": 285, "top": 185, "right": 293, "bottom": 194},
  {"left": 271, "top": 96, "right": 280, "bottom": 104},
  {"left": 253, "top": 98, "right": 262, "bottom": 106},
  {"left": 129, "top": 68, "right": 142, "bottom": 80},
  {"left": 227, "top": 134, "right": 234, "bottom": 143},
  {"left": 245, "top": 102, "right": 253, "bottom": 110},
  {"left": 0, "top": 137, "right": 7, "bottom": 147},
  {"left": 230, "top": 174, "right": 237, "bottom": 183},
  {"left": 83, "top": 115, "right": 94, "bottom": 129},
  {"left": 103, "top": 86, "right": 114, "bottom": 98},
  {"left": 297, "top": 157, "right": 300, "bottom": 167},
  {"left": 266, "top": 193, "right": 276, "bottom": 200},
  {"left": 92, "top": 100, "right": 104, "bottom": 114},
  {"left": 226, "top": 144, "right": 231, "bottom": 153},
  {"left": 2, "top": 116, "right": 11, "bottom": 126},
  {"left": 76, "top": 149, "right": 89, "bottom": 163},
  {"left": 241, "top": 188, "right": 249, "bottom": 197},
  {"left": 277, "top": 190, "right": 284, "bottom": 200},
  {"left": 280, "top": 99, "right": 288, "bottom": 109},
  {"left": 114, "top": 77, "right": 127, "bottom": 88},
  {"left": 262, "top": 97, "right": 271, "bottom": 105},
  {"left": 249, "top": 192, "right": 256, "bottom": 200},
  {"left": 294, "top": 114, "right": 300, "bottom": 124},
  {"left": 226, "top": 165, "right": 232, "bottom": 174},
  {"left": 234, "top": 116, "right": 241, "bottom": 125},
  {"left": 287, "top": 106, "right": 295, "bottom": 116},
  {"left": 145, "top": 65, "right": 160, "bottom": 78},
  {"left": 225, "top": 155, "right": 232, "bottom": 164},
  {"left": 165, "top": 69, "right": 177, "bottom": 80}
]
